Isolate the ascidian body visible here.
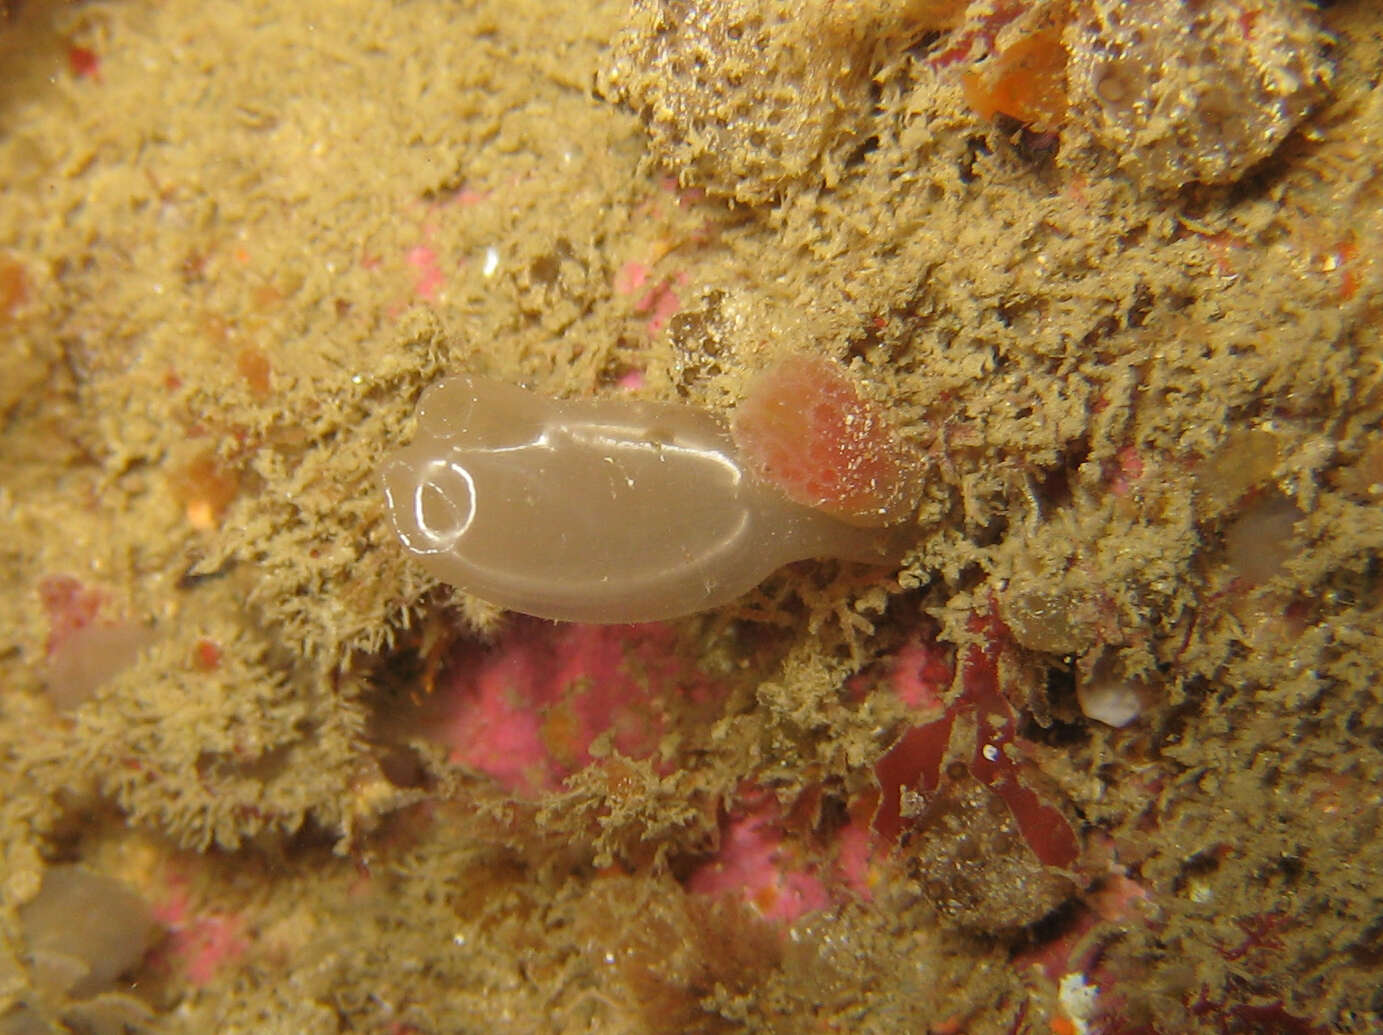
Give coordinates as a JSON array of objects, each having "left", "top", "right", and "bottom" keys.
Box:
[{"left": 381, "top": 370, "right": 918, "bottom": 623}]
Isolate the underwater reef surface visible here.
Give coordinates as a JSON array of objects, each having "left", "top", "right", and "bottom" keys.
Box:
[{"left": 0, "top": 0, "right": 1380, "bottom": 1032}]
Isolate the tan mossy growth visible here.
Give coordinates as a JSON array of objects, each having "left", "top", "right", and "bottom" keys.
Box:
[
  {"left": 996, "top": 496, "right": 1199, "bottom": 654},
  {"left": 1023, "top": 515, "right": 1383, "bottom": 1025},
  {"left": 1063, "top": 0, "right": 1334, "bottom": 190},
  {"left": 192, "top": 311, "right": 456, "bottom": 664},
  {"left": 0, "top": 0, "right": 641, "bottom": 663},
  {"left": 722, "top": 556, "right": 902, "bottom": 671},
  {"left": 1064, "top": 603, "right": 1383, "bottom": 1030},
  {"left": 0, "top": 470, "right": 199, "bottom": 722},
  {"left": 641, "top": 0, "right": 1370, "bottom": 681},
  {"left": 611, "top": 0, "right": 1381, "bottom": 1023},
  {"left": 536, "top": 754, "right": 722, "bottom": 871},
  {"left": 11, "top": 619, "right": 375, "bottom": 852},
  {"left": 154, "top": 803, "right": 1024, "bottom": 1035},
  {"left": 730, "top": 638, "right": 916, "bottom": 797},
  {"left": 605, "top": 0, "right": 965, "bottom": 205},
  {"left": 0, "top": 476, "right": 433, "bottom": 855}
]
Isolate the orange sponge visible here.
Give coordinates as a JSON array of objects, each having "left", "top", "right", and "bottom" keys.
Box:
[{"left": 731, "top": 354, "right": 922, "bottom": 526}]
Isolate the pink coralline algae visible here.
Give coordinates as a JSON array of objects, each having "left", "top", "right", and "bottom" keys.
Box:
[
  {"left": 151, "top": 878, "right": 250, "bottom": 987},
  {"left": 848, "top": 628, "right": 952, "bottom": 711},
  {"left": 39, "top": 574, "right": 108, "bottom": 655},
  {"left": 422, "top": 619, "right": 728, "bottom": 795},
  {"left": 686, "top": 790, "right": 834, "bottom": 924},
  {"left": 405, "top": 244, "right": 444, "bottom": 302}
]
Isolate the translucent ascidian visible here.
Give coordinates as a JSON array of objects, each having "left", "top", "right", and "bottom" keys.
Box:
[{"left": 381, "top": 375, "right": 909, "bottom": 623}]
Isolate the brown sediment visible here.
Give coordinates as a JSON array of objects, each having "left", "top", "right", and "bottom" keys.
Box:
[{"left": 0, "top": 0, "right": 1380, "bottom": 1032}]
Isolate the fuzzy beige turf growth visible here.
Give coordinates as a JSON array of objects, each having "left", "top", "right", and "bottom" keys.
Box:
[
  {"left": 196, "top": 313, "right": 455, "bottom": 664},
  {"left": 605, "top": 0, "right": 965, "bottom": 203}
]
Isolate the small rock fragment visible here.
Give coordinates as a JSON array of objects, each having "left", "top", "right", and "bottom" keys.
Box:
[
  {"left": 899, "top": 773, "right": 1073, "bottom": 932},
  {"left": 1066, "top": 0, "right": 1332, "bottom": 189}
]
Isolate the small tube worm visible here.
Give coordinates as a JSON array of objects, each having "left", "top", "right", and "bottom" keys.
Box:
[{"left": 381, "top": 373, "right": 916, "bottom": 623}]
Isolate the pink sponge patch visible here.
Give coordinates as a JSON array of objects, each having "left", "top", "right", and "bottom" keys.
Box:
[
  {"left": 426, "top": 619, "right": 727, "bottom": 796},
  {"left": 38, "top": 574, "right": 107, "bottom": 656},
  {"left": 151, "top": 886, "right": 249, "bottom": 987},
  {"left": 885, "top": 632, "right": 953, "bottom": 711},
  {"left": 686, "top": 790, "right": 831, "bottom": 924},
  {"left": 731, "top": 354, "right": 922, "bottom": 526}
]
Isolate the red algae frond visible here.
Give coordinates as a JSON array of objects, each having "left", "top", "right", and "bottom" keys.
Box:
[{"left": 731, "top": 354, "right": 923, "bottom": 527}]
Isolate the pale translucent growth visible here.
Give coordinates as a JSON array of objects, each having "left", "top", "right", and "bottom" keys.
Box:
[
  {"left": 1066, "top": 0, "right": 1332, "bottom": 189},
  {"left": 1077, "top": 651, "right": 1154, "bottom": 728},
  {"left": 1223, "top": 492, "right": 1304, "bottom": 585},
  {"left": 45, "top": 621, "right": 156, "bottom": 711},
  {"left": 1076, "top": 672, "right": 1145, "bottom": 728},
  {"left": 381, "top": 376, "right": 901, "bottom": 623},
  {"left": 18, "top": 866, "right": 157, "bottom": 999},
  {"left": 1058, "top": 972, "right": 1099, "bottom": 1035}
]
